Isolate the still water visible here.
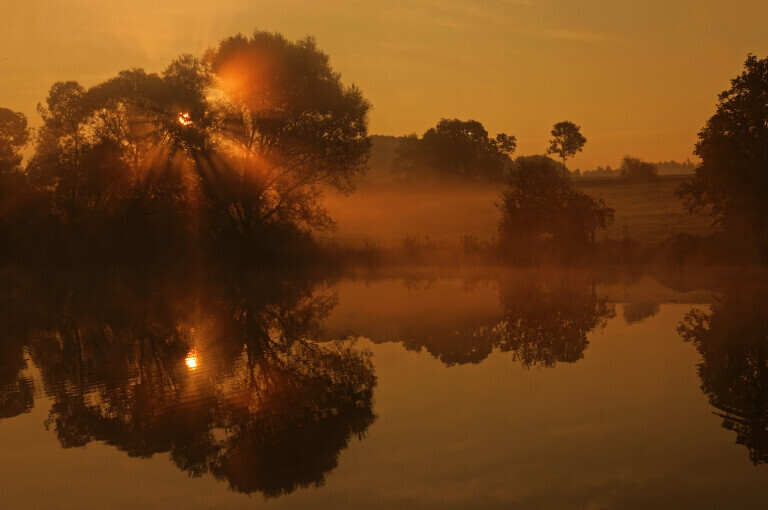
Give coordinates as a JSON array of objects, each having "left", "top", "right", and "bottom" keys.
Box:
[{"left": 1, "top": 268, "right": 767, "bottom": 509}]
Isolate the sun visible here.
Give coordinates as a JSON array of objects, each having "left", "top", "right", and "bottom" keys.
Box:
[{"left": 177, "top": 112, "right": 193, "bottom": 127}]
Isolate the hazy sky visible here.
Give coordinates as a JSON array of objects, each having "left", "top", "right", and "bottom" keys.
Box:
[{"left": 2, "top": 0, "right": 767, "bottom": 168}]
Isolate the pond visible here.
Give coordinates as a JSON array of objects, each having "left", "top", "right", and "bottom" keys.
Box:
[{"left": 1, "top": 267, "right": 767, "bottom": 509}]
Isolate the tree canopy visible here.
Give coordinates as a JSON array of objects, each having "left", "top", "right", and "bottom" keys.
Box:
[
  {"left": 205, "top": 32, "right": 371, "bottom": 233},
  {"left": 677, "top": 54, "right": 768, "bottom": 262},
  {"left": 394, "top": 118, "right": 515, "bottom": 181},
  {"left": 0, "top": 108, "right": 29, "bottom": 174},
  {"left": 0, "top": 30, "right": 372, "bottom": 263},
  {"left": 546, "top": 120, "right": 586, "bottom": 170}
]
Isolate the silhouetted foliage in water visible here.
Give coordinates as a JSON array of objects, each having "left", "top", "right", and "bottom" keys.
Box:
[
  {"left": 492, "top": 277, "right": 615, "bottom": 368},
  {"left": 678, "top": 282, "right": 768, "bottom": 464},
  {"left": 399, "top": 275, "right": 614, "bottom": 367},
  {"left": 0, "top": 30, "right": 370, "bottom": 265},
  {"left": 0, "top": 266, "right": 376, "bottom": 497},
  {"left": 677, "top": 54, "right": 768, "bottom": 263},
  {"left": 394, "top": 118, "right": 515, "bottom": 182},
  {"left": 498, "top": 155, "right": 614, "bottom": 263},
  {"left": 623, "top": 301, "right": 661, "bottom": 325}
]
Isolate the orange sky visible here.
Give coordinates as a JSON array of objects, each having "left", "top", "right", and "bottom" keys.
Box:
[{"left": 2, "top": 0, "right": 767, "bottom": 169}]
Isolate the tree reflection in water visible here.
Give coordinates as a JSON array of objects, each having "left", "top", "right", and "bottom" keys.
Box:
[
  {"left": 399, "top": 275, "right": 615, "bottom": 368},
  {"left": 678, "top": 283, "right": 768, "bottom": 465},
  {"left": 0, "top": 267, "right": 376, "bottom": 498}
]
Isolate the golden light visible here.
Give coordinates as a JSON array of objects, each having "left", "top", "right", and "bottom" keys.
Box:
[
  {"left": 185, "top": 349, "right": 200, "bottom": 370},
  {"left": 177, "top": 112, "right": 193, "bottom": 127}
]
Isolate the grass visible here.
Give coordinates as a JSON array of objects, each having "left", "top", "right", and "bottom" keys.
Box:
[
  {"left": 324, "top": 176, "right": 717, "bottom": 249},
  {"left": 575, "top": 175, "right": 717, "bottom": 245}
]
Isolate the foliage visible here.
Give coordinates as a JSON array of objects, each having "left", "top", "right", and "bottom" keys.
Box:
[
  {"left": 619, "top": 156, "right": 659, "bottom": 181},
  {"left": 498, "top": 155, "right": 613, "bottom": 261},
  {"left": 395, "top": 274, "right": 614, "bottom": 367},
  {"left": 546, "top": 120, "right": 586, "bottom": 170},
  {"left": 0, "top": 108, "right": 29, "bottom": 174},
  {"left": 205, "top": 31, "right": 371, "bottom": 234},
  {"left": 394, "top": 118, "right": 515, "bottom": 181},
  {"left": 0, "top": 30, "right": 372, "bottom": 263},
  {"left": 678, "top": 283, "right": 768, "bottom": 464},
  {"left": 0, "top": 266, "right": 376, "bottom": 497},
  {"left": 676, "top": 54, "right": 768, "bottom": 261}
]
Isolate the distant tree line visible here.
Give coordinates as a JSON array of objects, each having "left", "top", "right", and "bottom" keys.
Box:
[
  {"left": 573, "top": 158, "right": 695, "bottom": 179},
  {"left": 393, "top": 118, "right": 516, "bottom": 182}
]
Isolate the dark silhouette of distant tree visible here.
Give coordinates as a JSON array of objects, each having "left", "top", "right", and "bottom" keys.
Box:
[
  {"left": 676, "top": 54, "right": 768, "bottom": 262},
  {"left": 0, "top": 108, "right": 28, "bottom": 174},
  {"left": 497, "top": 155, "right": 613, "bottom": 261},
  {"left": 394, "top": 118, "right": 515, "bottom": 181},
  {"left": 619, "top": 156, "right": 659, "bottom": 181},
  {"left": 32, "top": 82, "right": 91, "bottom": 215},
  {"left": 0, "top": 107, "right": 51, "bottom": 254},
  {"left": 678, "top": 283, "right": 768, "bottom": 464},
  {"left": 546, "top": 120, "right": 586, "bottom": 171}
]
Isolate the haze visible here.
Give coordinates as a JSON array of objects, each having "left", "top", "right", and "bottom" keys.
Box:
[{"left": 3, "top": 0, "right": 768, "bottom": 169}]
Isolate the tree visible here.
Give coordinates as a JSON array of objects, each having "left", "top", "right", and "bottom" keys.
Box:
[
  {"left": 394, "top": 118, "right": 515, "bottom": 181},
  {"left": 204, "top": 31, "right": 371, "bottom": 234},
  {"left": 619, "top": 156, "right": 659, "bottom": 181},
  {"left": 0, "top": 108, "right": 29, "bottom": 174},
  {"left": 498, "top": 155, "right": 613, "bottom": 261},
  {"left": 33, "top": 81, "right": 91, "bottom": 213},
  {"left": 16, "top": 30, "right": 372, "bottom": 260},
  {"left": 0, "top": 107, "right": 49, "bottom": 252},
  {"left": 676, "top": 54, "right": 768, "bottom": 262},
  {"left": 546, "top": 120, "right": 586, "bottom": 171}
]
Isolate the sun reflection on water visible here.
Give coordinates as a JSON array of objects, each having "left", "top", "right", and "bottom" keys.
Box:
[{"left": 185, "top": 349, "right": 200, "bottom": 370}]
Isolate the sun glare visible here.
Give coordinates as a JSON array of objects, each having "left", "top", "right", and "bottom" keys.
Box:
[
  {"left": 177, "top": 112, "right": 193, "bottom": 127},
  {"left": 185, "top": 349, "right": 200, "bottom": 370}
]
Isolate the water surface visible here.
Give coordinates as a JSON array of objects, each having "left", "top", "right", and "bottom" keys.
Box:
[{"left": 1, "top": 268, "right": 766, "bottom": 509}]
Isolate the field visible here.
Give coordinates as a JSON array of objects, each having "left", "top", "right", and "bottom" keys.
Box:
[{"left": 324, "top": 176, "right": 717, "bottom": 249}]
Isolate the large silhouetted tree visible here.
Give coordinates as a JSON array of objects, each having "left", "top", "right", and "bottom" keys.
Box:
[
  {"left": 5, "top": 30, "right": 372, "bottom": 262},
  {"left": 676, "top": 54, "right": 768, "bottom": 262},
  {"left": 546, "top": 120, "right": 586, "bottom": 171},
  {"left": 394, "top": 118, "right": 515, "bottom": 181},
  {"left": 204, "top": 31, "right": 371, "bottom": 234}
]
